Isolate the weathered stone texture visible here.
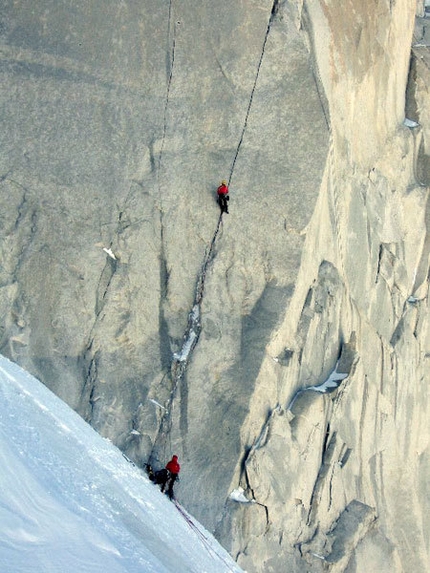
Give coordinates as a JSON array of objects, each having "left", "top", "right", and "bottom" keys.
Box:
[
  {"left": 0, "top": 0, "right": 328, "bottom": 534},
  {"left": 226, "top": 1, "right": 429, "bottom": 572},
  {"left": 1, "top": 1, "right": 429, "bottom": 572}
]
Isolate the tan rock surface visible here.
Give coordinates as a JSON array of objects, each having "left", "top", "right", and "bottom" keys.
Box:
[
  {"left": 226, "top": 1, "right": 429, "bottom": 571},
  {"left": 1, "top": 1, "right": 429, "bottom": 571}
]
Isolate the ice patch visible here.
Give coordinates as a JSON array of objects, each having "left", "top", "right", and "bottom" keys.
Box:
[
  {"left": 229, "top": 488, "right": 255, "bottom": 504},
  {"left": 403, "top": 118, "right": 419, "bottom": 128}
]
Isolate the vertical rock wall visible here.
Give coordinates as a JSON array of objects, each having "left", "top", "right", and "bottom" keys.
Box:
[
  {"left": 1, "top": 0, "right": 429, "bottom": 571},
  {"left": 225, "top": 1, "right": 430, "bottom": 571},
  {"left": 0, "top": 0, "right": 328, "bottom": 548}
]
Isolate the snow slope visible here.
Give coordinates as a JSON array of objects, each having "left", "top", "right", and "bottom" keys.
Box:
[{"left": 0, "top": 355, "right": 243, "bottom": 573}]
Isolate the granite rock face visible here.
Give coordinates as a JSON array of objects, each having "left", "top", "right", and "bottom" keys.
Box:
[
  {"left": 225, "top": 1, "right": 430, "bottom": 571},
  {"left": 1, "top": 1, "right": 429, "bottom": 571}
]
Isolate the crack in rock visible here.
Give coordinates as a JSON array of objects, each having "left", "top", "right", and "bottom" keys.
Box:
[
  {"left": 287, "top": 334, "right": 358, "bottom": 413},
  {"left": 148, "top": 0, "right": 281, "bottom": 466},
  {"left": 230, "top": 0, "right": 281, "bottom": 179},
  {"left": 149, "top": 213, "right": 223, "bottom": 463},
  {"left": 301, "top": 500, "right": 377, "bottom": 570}
]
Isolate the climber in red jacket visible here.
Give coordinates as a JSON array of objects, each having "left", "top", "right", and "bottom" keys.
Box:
[
  {"left": 162, "top": 455, "right": 181, "bottom": 499},
  {"left": 217, "top": 180, "right": 229, "bottom": 214}
]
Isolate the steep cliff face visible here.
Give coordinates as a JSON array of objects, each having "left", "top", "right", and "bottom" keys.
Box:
[
  {"left": 224, "top": 1, "right": 430, "bottom": 571},
  {"left": 0, "top": 1, "right": 429, "bottom": 572},
  {"left": 0, "top": 0, "right": 328, "bottom": 532}
]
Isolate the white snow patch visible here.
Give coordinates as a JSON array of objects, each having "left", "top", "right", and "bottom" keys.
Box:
[
  {"left": 190, "top": 304, "right": 200, "bottom": 322},
  {"left": 403, "top": 118, "right": 419, "bottom": 128},
  {"left": 173, "top": 330, "right": 197, "bottom": 362},
  {"left": 229, "top": 488, "right": 255, "bottom": 504},
  {"left": 308, "top": 363, "right": 348, "bottom": 393},
  {"left": 148, "top": 398, "right": 167, "bottom": 411},
  {"left": 103, "top": 247, "right": 117, "bottom": 260},
  {"left": 0, "top": 354, "right": 243, "bottom": 573},
  {"left": 173, "top": 305, "right": 201, "bottom": 362}
]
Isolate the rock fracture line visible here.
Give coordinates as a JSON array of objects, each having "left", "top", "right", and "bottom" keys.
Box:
[{"left": 149, "top": 213, "right": 223, "bottom": 461}]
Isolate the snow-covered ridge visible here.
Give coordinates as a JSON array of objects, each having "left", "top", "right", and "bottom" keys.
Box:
[{"left": 0, "top": 355, "right": 242, "bottom": 573}]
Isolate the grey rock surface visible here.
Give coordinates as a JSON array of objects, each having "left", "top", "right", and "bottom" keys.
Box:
[
  {"left": 1, "top": 0, "right": 429, "bottom": 572},
  {"left": 0, "top": 0, "right": 327, "bottom": 532}
]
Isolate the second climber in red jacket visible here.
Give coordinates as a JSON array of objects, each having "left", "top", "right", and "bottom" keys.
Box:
[
  {"left": 162, "top": 455, "right": 181, "bottom": 499},
  {"left": 217, "top": 180, "right": 229, "bottom": 214}
]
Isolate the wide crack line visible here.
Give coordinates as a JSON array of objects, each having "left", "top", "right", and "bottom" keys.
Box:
[
  {"left": 158, "top": 0, "right": 177, "bottom": 181},
  {"left": 149, "top": 2, "right": 279, "bottom": 463},
  {"left": 167, "top": 0, "right": 280, "bottom": 376},
  {"left": 229, "top": 0, "right": 280, "bottom": 180},
  {"left": 149, "top": 213, "right": 223, "bottom": 463},
  {"left": 80, "top": 168, "right": 137, "bottom": 418},
  {"left": 147, "top": 2, "right": 185, "bottom": 465}
]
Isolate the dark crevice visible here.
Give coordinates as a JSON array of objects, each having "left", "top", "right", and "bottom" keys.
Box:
[
  {"left": 327, "top": 463, "right": 336, "bottom": 511},
  {"left": 80, "top": 349, "right": 99, "bottom": 425},
  {"left": 262, "top": 503, "right": 270, "bottom": 530},
  {"left": 271, "top": 0, "right": 281, "bottom": 17},
  {"left": 339, "top": 446, "right": 352, "bottom": 468},
  {"left": 375, "top": 243, "right": 383, "bottom": 283},
  {"left": 94, "top": 257, "right": 117, "bottom": 317},
  {"left": 88, "top": 382, "right": 97, "bottom": 422},
  {"left": 13, "top": 191, "right": 28, "bottom": 231},
  {"left": 148, "top": 213, "right": 223, "bottom": 465},
  {"left": 158, "top": 225, "right": 172, "bottom": 372},
  {"left": 229, "top": 0, "right": 280, "bottom": 181},
  {"left": 405, "top": 54, "right": 419, "bottom": 124},
  {"left": 116, "top": 184, "right": 136, "bottom": 234},
  {"left": 159, "top": 0, "right": 177, "bottom": 178},
  {"left": 240, "top": 446, "right": 253, "bottom": 481},
  {"left": 161, "top": 33, "right": 176, "bottom": 159},
  {"left": 322, "top": 422, "right": 331, "bottom": 455},
  {"left": 306, "top": 427, "right": 338, "bottom": 526},
  {"left": 300, "top": 3, "right": 331, "bottom": 131},
  {"left": 166, "top": 0, "right": 176, "bottom": 80},
  {"left": 148, "top": 141, "right": 157, "bottom": 174},
  {"left": 244, "top": 456, "right": 253, "bottom": 497}
]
